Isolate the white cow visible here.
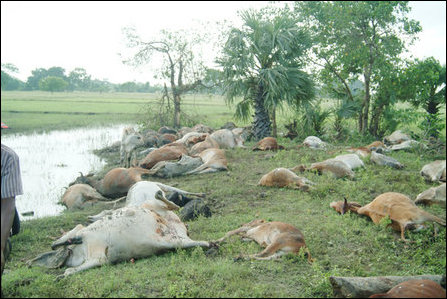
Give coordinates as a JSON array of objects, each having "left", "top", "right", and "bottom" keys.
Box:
[
  {"left": 28, "top": 182, "right": 211, "bottom": 278},
  {"left": 120, "top": 129, "right": 144, "bottom": 168},
  {"left": 87, "top": 181, "right": 205, "bottom": 222},
  {"left": 210, "top": 129, "right": 244, "bottom": 149},
  {"left": 302, "top": 136, "right": 327, "bottom": 149},
  {"left": 415, "top": 183, "right": 446, "bottom": 207},
  {"left": 333, "top": 154, "right": 365, "bottom": 170},
  {"left": 421, "top": 160, "right": 446, "bottom": 183}
]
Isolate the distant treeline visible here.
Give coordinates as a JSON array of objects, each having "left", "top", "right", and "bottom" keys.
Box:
[{"left": 1, "top": 65, "right": 164, "bottom": 93}]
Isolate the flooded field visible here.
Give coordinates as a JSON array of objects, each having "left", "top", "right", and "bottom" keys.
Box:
[{"left": 2, "top": 124, "right": 134, "bottom": 220}]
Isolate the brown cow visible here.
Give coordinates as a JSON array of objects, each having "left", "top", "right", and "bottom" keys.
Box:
[
  {"left": 139, "top": 143, "right": 188, "bottom": 169},
  {"left": 330, "top": 193, "right": 446, "bottom": 241},
  {"left": 347, "top": 141, "right": 386, "bottom": 157},
  {"left": 369, "top": 279, "right": 446, "bottom": 298},
  {"left": 252, "top": 137, "right": 284, "bottom": 151},
  {"left": 69, "top": 167, "right": 152, "bottom": 198},
  {"left": 189, "top": 135, "right": 220, "bottom": 156},
  {"left": 258, "top": 168, "right": 314, "bottom": 191},
  {"left": 186, "top": 148, "right": 228, "bottom": 174},
  {"left": 60, "top": 184, "right": 112, "bottom": 210},
  {"left": 214, "top": 219, "right": 313, "bottom": 262}
]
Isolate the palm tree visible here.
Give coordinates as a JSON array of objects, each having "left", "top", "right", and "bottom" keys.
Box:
[{"left": 217, "top": 7, "right": 315, "bottom": 140}]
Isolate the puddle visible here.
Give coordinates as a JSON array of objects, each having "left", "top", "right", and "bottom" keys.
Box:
[{"left": 2, "top": 124, "right": 134, "bottom": 220}]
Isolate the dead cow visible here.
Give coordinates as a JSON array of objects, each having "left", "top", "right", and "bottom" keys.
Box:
[
  {"left": 330, "top": 192, "right": 446, "bottom": 241},
  {"left": 383, "top": 130, "right": 411, "bottom": 145},
  {"left": 421, "top": 160, "right": 446, "bottom": 183},
  {"left": 258, "top": 167, "right": 315, "bottom": 191},
  {"left": 28, "top": 193, "right": 211, "bottom": 278},
  {"left": 214, "top": 219, "right": 313, "bottom": 262},
  {"left": 370, "top": 151, "right": 405, "bottom": 169},
  {"left": 296, "top": 159, "right": 355, "bottom": 180},
  {"left": 333, "top": 154, "right": 365, "bottom": 170},
  {"left": 369, "top": 279, "right": 446, "bottom": 298},
  {"left": 87, "top": 180, "right": 205, "bottom": 222},
  {"left": 139, "top": 143, "right": 188, "bottom": 169},
  {"left": 69, "top": 167, "right": 152, "bottom": 198},
  {"left": 174, "top": 132, "right": 208, "bottom": 148},
  {"left": 415, "top": 183, "right": 446, "bottom": 207},
  {"left": 186, "top": 148, "right": 228, "bottom": 175},
  {"left": 60, "top": 184, "right": 112, "bottom": 210},
  {"left": 252, "top": 137, "right": 284, "bottom": 151},
  {"left": 301, "top": 136, "right": 327, "bottom": 150},
  {"left": 210, "top": 129, "right": 244, "bottom": 149},
  {"left": 189, "top": 134, "right": 220, "bottom": 156},
  {"left": 147, "top": 154, "right": 203, "bottom": 178}
]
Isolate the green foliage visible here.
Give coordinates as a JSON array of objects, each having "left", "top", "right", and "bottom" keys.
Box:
[
  {"left": 218, "top": 5, "right": 315, "bottom": 139},
  {"left": 1, "top": 70, "right": 25, "bottom": 91},
  {"left": 296, "top": 1, "right": 422, "bottom": 133},
  {"left": 400, "top": 57, "right": 446, "bottom": 138},
  {"left": 38, "top": 76, "right": 69, "bottom": 92}
]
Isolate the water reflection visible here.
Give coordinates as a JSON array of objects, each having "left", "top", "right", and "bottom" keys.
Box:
[{"left": 2, "top": 124, "right": 133, "bottom": 220}]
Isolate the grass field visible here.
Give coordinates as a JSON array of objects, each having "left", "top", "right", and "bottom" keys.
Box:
[
  {"left": 1, "top": 91, "right": 244, "bottom": 135},
  {"left": 1, "top": 91, "right": 446, "bottom": 298}
]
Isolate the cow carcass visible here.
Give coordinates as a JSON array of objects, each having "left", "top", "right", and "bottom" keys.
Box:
[
  {"left": 139, "top": 143, "right": 188, "bottom": 169},
  {"left": 60, "top": 184, "right": 112, "bottom": 210},
  {"left": 28, "top": 184, "right": 211, "bottom": 278},
  {"left": 147, "top": 154, "right": 203, "bottom": 178},
  {"left": 421, "top": 160, "right": 446, "bottom": 183}
]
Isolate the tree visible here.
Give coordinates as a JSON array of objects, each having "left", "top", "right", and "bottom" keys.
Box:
[
  {"left": 1, "top": 63, "right": 25, "bottom": 90},
  {"left": 122, "top": 27, "right": 206, "bottom": 128},
  {"left": 217, "top": 7, "right": 315, "bottom": 140},
  {"left": 26, "top": 66, "right": 67, "bottom": 90},
  {"left": 401, "top": 57, "right": 446, "bottom": 138},
  {"left": 296, "top": 1, "right": 421, "bottom": 134},
  {"left": 68, "top": 68, "right": 91, "bottom": 91},
  {"left": 39, "top": 76, "right": 68, "bottom": 93}
]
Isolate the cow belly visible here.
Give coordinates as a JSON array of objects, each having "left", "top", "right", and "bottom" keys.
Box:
[{"left": 75, "top": 209, "right": 191, "bottom": 263}]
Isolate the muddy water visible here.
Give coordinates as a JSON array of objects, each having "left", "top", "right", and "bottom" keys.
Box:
[{"left": 2, "top": 124, "right": 134, "bottom": 220}]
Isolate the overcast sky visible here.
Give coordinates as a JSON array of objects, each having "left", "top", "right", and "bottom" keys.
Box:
[{"left": 1, "top": 1, "right": 446, "bottom": 85}]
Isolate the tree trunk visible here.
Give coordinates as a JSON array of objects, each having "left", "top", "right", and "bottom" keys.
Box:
[
  {"left": 330, "top": 275, "right": 445, "bottom": 298},
  {"left": 252, "top": 84, "right": 271, "bottom": 140},
  {"left": 369, "top": 101, "right": 385, "bottom": 137},
  {"left": 271, "top": 107, "right": 277, "bottom": 138},
  {"left": 362, "top": 71, "right": 371, "bottom": 133},
  {"left": 426, "top": 99, "right": 439, "bottom": 115},
  {"left": 173, "top": 93, "right": 181, "bottom": 129}
]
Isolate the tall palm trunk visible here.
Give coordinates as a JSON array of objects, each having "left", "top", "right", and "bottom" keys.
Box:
[{"left": 253, "top": 84, "right": 271, "bottom": 140}]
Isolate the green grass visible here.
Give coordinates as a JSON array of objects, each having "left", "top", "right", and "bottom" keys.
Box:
[
  {"left": 1, "top": 91, "right": 240, "bottom": 135},
  {"left": 1, "top": 91, "right": 446, "bottom": 298}
]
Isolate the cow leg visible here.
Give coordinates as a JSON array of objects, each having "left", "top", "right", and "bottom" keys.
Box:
[
  {"left": 197, "top": 167, "right": 219, "bottom": 174},
  {"left": 177, "top": 240, "right": 210, "bottom": 249},
  {"left": 399, "top": 223, "right": 409, "bottom": 242},
  {"left": 88, "top": 209, "right": 114, "bottom": 222},
  {"left": 59, "top": 258, "right": 104, "bottom": 279},
  {"left": 155, "top": 183, "right": 205, "bottom": 198},
  {"left": 185, "top": 163, "right": 208, "bottom": 175},
  {"left": 214, "top": 226, "right": 253, "bottom": 243}
]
